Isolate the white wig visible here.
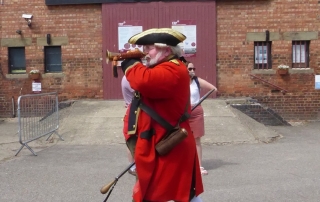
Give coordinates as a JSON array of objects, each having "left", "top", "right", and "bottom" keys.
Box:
[
  {"left": 170, "top": 45, "right": 183, "bottom": 57},
  {"left": 154, "top": 43, "right": 183, "bottom": 57}
]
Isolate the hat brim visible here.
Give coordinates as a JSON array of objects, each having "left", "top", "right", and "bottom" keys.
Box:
[{"left": 128, "top": 28, "right": 186, "bottom": 46}]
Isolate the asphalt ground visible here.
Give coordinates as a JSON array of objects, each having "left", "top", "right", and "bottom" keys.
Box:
[
  {"left": 0, "top": 99, "right": 280, "bottom": 162},
  {"left": 1, "top": 100, "right": 319, "bottom": 202},
  {"left": 1, "top": 121, "right": 320, "bottom": 202}
]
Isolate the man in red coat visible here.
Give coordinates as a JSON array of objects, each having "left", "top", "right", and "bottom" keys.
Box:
[{"left": 121, "top": 28, "right": 204, "bottom": 202}]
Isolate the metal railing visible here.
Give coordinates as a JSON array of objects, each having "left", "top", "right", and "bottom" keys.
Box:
[
  {"left": 249, "top": 74, "right": 288, "bottom": 95},
  {"left": 15, "top": 92, "right": 64, "bottom": 156}
]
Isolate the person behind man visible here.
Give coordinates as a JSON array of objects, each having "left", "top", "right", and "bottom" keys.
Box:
[
  {"left": 186, "top": 61, "right": 217, "bottom": 175},
  {"left": 121, "top": 75, "right": 136, "bottom": 176},
  {"left": 121, "top": 28, "right": 204, "bottom": 202}
]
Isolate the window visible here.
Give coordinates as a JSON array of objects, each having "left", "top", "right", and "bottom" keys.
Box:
[
  {"left": 45, "top": 46, "right": 62, "bottom": 72},
  {"left": 292, "top": 41, "right": 309, "bottom": 68},
  {"left": 8, "top": 47, "right": 26, "bottom": 74},
  {"left": 254, "top": 42, "right": 272, "bottom": 69}
]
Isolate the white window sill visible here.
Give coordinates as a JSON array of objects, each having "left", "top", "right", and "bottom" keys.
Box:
[
  {"left": 5, "top": 72, "right": 65, "bottom": 79},
  {"left": 5, "top": 74, "right": 28, "bottom": 79},
  {"left": 251, "top": 69, "right": 276, "bottom": 75},
  {"left": 42, "top": 72, "right": 65, "bottom": 78},
  {"left": 289, "top": 68, "right": 314, "bottom": 74},
  {"left": 251, "top": 68, "right": 315, "bottom": 75}
]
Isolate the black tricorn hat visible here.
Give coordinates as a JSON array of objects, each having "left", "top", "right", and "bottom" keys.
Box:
[{"left": 128, "top": 28, "right": 186, "bottom": 46}]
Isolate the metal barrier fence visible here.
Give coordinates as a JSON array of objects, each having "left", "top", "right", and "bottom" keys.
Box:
[{"left": 16, "top": 92, "right": 64, "bottom": 156}]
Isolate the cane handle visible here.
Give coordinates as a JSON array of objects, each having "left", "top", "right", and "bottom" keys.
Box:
[{"left": 100, "top": 180, "right": 115, "bottom": 194}]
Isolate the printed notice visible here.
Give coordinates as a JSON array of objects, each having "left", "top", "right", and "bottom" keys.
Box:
[
  {"left": 32, "top": 81, "right": 41, "bottom": 93},
  {"left": 172, "top": 20, "right": 196, "bottom": 57},
  {"left": 118, "top": 21, "right": 143, "bottom": 53}
]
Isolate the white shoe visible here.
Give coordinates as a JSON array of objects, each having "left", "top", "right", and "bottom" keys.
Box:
[
  {"left": 128, "top": 165, "right": 136, "bottom": 176},
  {"left": 128, "top": 168, "right": 136, "bottom": 176},
  {"left": 200, "top": 167, "right": 208, "bottom": 175}
]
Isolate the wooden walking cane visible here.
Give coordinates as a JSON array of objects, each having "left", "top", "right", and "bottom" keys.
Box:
[
  {"left": 100, "top": 88, "right": 216, "bottom": 201},
  {"left": 101, "top": 162, "right": 135, "bottom": 202}
]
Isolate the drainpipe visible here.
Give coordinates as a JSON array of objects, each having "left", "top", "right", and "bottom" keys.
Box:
[
  {"left": 213, "top": 1, "right": 217, "bottom": 98},
  {"left": 12, "top": 96, "right": 15, "bottom": 117},
  {"left": 265, "top": 30, "right": 270, "bottom": 41}
]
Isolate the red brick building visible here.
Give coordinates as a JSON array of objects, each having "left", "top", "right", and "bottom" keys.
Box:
[{"left": 1, "top": 0, "right": 319, "bottom": 121}]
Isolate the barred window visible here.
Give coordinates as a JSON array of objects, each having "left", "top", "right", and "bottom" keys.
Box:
[
  {"left": 292, "top": 41, "right": 309, "bottom": 68},
  {"left": 254, "top": 41, "right": 272, "bottom": 69}
]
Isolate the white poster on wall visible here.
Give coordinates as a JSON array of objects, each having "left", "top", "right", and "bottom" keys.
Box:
[
  {"left": 118, "top": 21, "right": 143, "bottom": 53},
  {"left": 32, "top": 81, "right": 41, "bottom": 93},
  {"left": 172, "top": 20, "right": 197, "bottom": 57}
]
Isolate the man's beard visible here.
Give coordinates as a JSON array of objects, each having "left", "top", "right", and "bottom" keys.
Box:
[{"left": 146, "top": 50, "right": 166, "bottom": 67}]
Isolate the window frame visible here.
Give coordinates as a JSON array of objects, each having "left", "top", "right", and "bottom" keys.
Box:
[
  {"left": 8, "top": 47, "right": 26, "bottom": 74},
  {"left": 254, "top": 41, "right": 272, "bottom": 69},
  {"left": 292, "top": 40, "right": 309, "bottom": 68},
  {"left": 44, "top": 46, "right": 62, "bottom": 73}
]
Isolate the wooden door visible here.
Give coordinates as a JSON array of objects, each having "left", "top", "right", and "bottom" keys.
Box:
[{"left": 102, "top": 1, "right": 216, "bottom": 99}]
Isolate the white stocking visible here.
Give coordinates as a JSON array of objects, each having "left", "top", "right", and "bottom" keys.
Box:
[{"left": 190, "top": 195, "right": 203, "bottom": 202}]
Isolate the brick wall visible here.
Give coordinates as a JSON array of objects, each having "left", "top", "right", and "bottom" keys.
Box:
[
  {"left": 1, "top": 0, "right": 320, "bottom": 121},
  {"left": 0, "top": 2, "right": 103, "bottom": 117},
  {"left": 216, "top": 0, "right": 320, "bottom": 121},
  {"left": 256, "top": 93, "right": 320, "bottom": 121}
]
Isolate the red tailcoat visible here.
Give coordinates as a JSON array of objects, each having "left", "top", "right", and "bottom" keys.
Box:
[{"left": 125, "top": 59, "right": 204, "bottom": 202}]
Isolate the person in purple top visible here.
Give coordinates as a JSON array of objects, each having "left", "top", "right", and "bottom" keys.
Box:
[
  {"left": 121, "top": 75, "right": 134, "bottom": 107},
  {"left": 121, "top": 75, "right": 136, "bottom": 175}
]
